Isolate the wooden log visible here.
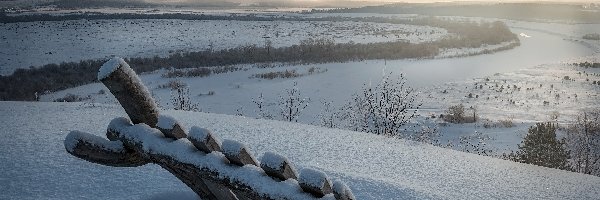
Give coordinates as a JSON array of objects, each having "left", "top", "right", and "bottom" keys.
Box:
[
  {"left": 202, "top": 178, "right": 239, "bottom": 200},
  {"left": 65, "top": 130, "right": 147, "bottom": 167},
  {"left": 98, "top": 57, "right": 160, "bottom": 127},
  {"left": 188, "top": 126, "right": 222, "bottom": 153},
  {"left": 102, "top": 118, "right": 318, "bottom": 199},
  {"left": 260, "top": 152, "right": 298, "bottom": 181},
  {"left": 157, "top": 114, "right": 187, "bottom": 139},
  {"left": 221, "top": 139, "right": 259, "bottom": 166},
  {"left": 66, "top": 58, "right": 354, "bottom": 199},
  {"left": 298, "top": 168, "right": 333, "bottom": 198}
]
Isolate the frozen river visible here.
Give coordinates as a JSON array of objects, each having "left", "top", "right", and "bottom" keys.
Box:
[{"left": 319, "top": 26, "right": 597, "bottom": 88}]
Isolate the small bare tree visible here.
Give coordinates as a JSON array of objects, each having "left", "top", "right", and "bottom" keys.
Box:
[
  {"left": 278, "top": 82, "right": 310, "bottom": 122},
  {"left": 171, "top": 86, "right": 200, "bottom": 112},
  {"left": 566, "top": 110, "right": 600, "bottom": 176},
  {"left": 318, "top": 100, "right": 336, "bottom": 128},
  {"left": 252, "top": 93, "right": 273, "bottom": 119}
]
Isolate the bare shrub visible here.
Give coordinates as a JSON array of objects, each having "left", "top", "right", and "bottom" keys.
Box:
[
  {"left": 186, "top": 68, "right": 212, "bottom": 77},
  {"left": 53, "top": 93, "right": 90, "bottom": 102},
  {"left": 456, "top": 132, "right": 493, "bottom": 156},
  {"left": 443, "top": 104, "right": 477, "bottom": 123},
  {"left": 171, "top": 87, "right": 200, "bottom": 112},
  {"left": 162, "top": 66, "right": 240, "bottom": 78},
  {"left": 498, "top": 117, "right": 515, "bottom": 128},
  {"left": 198, "top": 91, "right": 215, "bottom": 96},
  {"left": 565, "top": 110, "right": 600, "bottom": 176},
  {"left": 252, "top": 93, "right": 273, "bottom": 119},
  {"left": 252, "top": 69, "right": 301, "bottom": 80},
  {"left": 158, "top": 80, "right": 186, "bottom": 90},
  {"left": 162, "top": 69, "right": 186, "bottom": 78},
  {"left": 318, "top": 101, "right": 336, "bottom": 128}
]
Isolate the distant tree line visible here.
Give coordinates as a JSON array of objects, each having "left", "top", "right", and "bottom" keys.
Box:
[
  {"left": 0, "top": 17, "right": 518, "bottom": 101},
  {"left": 43, "top": 0, "right": 154, "bottom": 9},
  {"left": 0, "top": 60, "right": 103, "bottom": 101},
  {"left": 310, "top": 3, "right": 600, "bottom": 23},
  {"left": 0, "top": 12, "right": 286, "bottom": 23}
]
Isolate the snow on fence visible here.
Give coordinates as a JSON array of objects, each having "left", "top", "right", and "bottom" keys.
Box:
[{"left": 64, "top": 57, "right": 355, "bottom": 200}]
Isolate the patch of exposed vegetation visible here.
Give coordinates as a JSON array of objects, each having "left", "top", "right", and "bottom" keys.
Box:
[
  {"left": 573, "top": 61, "right": 600, "bottom": 68},
  {"left": 162, "top": 66, "right": 240, "bottom": 78}
]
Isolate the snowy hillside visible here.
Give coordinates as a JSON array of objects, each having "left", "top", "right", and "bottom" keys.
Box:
[{"left": 1, "top": 101, "right": 599, "bottom": 199}]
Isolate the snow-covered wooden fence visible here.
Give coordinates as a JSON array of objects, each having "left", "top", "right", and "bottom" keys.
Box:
[{"left": 64, "top": 57, "right": 355, "bottom": 200}]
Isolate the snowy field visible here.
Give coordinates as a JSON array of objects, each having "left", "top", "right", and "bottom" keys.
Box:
[
  {"left": 0, "top": 18, "right": 447, "bottom": 75},
  {"left": 1, "top": 101, "right": 600, "bottom": 199},
  {"left": 3, "top": 9, "right": 600, "bottom": 199},
  {"left": 37, "top": 18, "right": 600, "bottom": 156},
  {"left": 40, "top": 22, "right": 597, "bottom": 120}
]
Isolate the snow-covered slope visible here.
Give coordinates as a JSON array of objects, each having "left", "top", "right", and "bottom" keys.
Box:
[{"left": 1, "top": 101, "right": 599, "bottom": 199}]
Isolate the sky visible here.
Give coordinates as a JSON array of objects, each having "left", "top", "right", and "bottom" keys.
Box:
[
  {"left": 151, "top": 0, "right": 599, "bottom": 7},
  {"left": 1, "top": 0, "right": 597, "bottom": 9}
]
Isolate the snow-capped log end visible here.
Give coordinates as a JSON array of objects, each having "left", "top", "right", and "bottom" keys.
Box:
[
  {"left": 221, "top": 139, "right": 259, "bottom": 166},
  {"left": 98, "top": 57, "right": 125, "bottom": 81},
  {"left": 332, "top": 179, "right": 355, "bottom": 200},
  {"left": 188, "top": 126, "right": 222, "bottom": 153},
  {"left": 107, "top": 117, "right": 133, "bottom": 140},
  {"left": 260, "top": 152, "right": 298, "bottom": 181},
  {"left": 99, "top": 58, "right": 159, "bottom": 126},
  {"left": 299, "top": 168, "right": 333, "bottom": 198},
  {"left": 65, "top": 130, "right": 123, "bottom": 153},
  {"left": 157, "top": 114, "right": 187, "bottom": 139},
  {"left": 157, "top": 114, "right": 178, "bottom": 129},
  {"left": 64, "top": 130, "right": 147, "bottom": 167}
]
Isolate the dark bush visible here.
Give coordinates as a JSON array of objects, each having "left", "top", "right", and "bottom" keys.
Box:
[{"left": 53, "top": 93, "right": 90, "bottom": 102}]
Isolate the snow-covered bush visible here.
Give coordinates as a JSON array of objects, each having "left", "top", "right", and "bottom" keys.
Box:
[{"left": 338, "top": 72, "right": 420, "bottom": 137}]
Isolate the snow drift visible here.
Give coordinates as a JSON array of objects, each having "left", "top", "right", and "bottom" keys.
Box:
[{"left": 1, "top": 101, "right": 599, "bottom": 199}]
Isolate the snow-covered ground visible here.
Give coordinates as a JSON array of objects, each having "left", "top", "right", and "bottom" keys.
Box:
[
  {"left": 1, "top": 101, "right": 599, "bottom": 199},
  {"left": 40, "top": 23, "right": 597, "bottom": 122},
  {"left": 0, "top": 18, "right": 447, "bottom": 75},
  {"left": 36, "top": 17, "right": 599, "bottom": 156},
  {"left": 3, "top": 9, "right": 600, "bottom": 199}
]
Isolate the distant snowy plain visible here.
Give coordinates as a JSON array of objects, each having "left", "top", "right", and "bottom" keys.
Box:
[{"left": 0, "top": 18, "right": 447, "bottom": 75}]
